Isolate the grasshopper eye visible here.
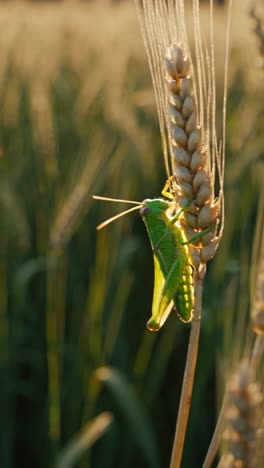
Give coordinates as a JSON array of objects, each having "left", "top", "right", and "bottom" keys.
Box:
[{"left": 140, "top": 206, "right": 151, "bottom": 217}]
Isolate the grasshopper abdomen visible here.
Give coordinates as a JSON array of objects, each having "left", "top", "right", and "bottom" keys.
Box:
[{"left": 175, "top": 265, "right": 194, "bottom": 323}]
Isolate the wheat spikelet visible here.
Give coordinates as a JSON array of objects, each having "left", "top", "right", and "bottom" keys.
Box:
[
  {"left": 219, "top": 360, "right": 263, "bottom": 468},
  {"left": 135, "top": 0, "right": 231, "bottom": 273}
]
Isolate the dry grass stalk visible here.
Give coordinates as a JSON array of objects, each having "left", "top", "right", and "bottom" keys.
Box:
[{"left": 218, "top": 360, "right": 263, "bottom": 468}]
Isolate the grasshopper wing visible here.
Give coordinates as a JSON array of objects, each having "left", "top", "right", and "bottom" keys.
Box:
[
  {"left": 147, "top": 253, "right": 174, "bottom": 331},
  {"left": 147, "top": 251, "right": 186, "bottom": 331}
]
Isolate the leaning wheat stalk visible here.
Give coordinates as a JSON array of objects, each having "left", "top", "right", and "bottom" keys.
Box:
[{"left": 134, "top": 1, "right": 232, "bottom": 466}]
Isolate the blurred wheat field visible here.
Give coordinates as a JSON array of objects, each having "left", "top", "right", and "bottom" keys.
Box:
[{"left": 0, "top": 1, "right": 263, "bottom": 468}]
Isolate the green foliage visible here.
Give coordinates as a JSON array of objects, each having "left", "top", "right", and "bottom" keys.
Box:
[{"left": 0, "top": 2, "right": 263, "bottom": 468}]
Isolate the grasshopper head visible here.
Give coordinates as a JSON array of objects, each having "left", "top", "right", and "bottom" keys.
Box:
[{"left": 140, "top": 198, "right": 170, "bottom": 218}]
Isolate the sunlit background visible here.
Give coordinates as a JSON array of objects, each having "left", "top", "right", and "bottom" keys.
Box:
[{"left": 0, "top": 1, "right": 263, "bottom": 467}]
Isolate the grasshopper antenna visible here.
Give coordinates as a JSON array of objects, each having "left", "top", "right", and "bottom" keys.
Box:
[
  {"left": 92, "top": 195, "right": 142, "bottom": 230},
  {"left": 93, "top": 195, "right": 142, "bottom": 205}
]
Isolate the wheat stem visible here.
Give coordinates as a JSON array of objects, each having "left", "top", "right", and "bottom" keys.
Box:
[
  {"left": 202, "top": 392, "right": 228, "bottom": 468},
  {"left": 169, "top": 271, "right": 202, "bottom": 468}
]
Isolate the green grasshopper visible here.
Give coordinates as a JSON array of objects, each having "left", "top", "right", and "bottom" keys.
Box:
[{"left": 93, "top": 179, "right": 207, "bottom": 331}]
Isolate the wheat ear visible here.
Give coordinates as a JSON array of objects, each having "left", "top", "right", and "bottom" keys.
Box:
[
  {"left": 218, "top": 360, "right": 263, "bottom": 468},
  {"left": 164, "top": 43, "right": 222, "bottom": 271}
]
